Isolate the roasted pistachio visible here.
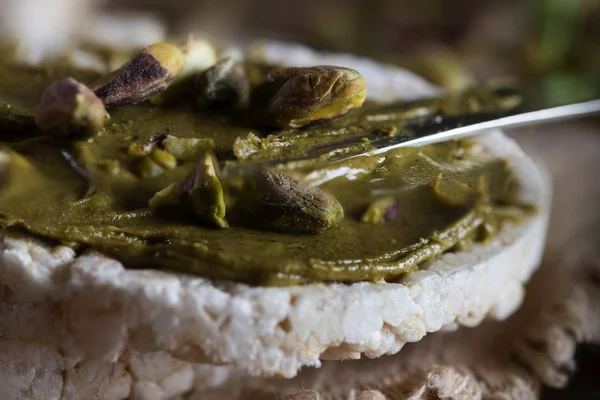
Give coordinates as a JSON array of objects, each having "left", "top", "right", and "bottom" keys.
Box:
[
  {"left": 238, "top": 170, "right": 344, "bottom": 234},
  {"left": 148, "top": 183, "right": 177, "bottom": 208},
  {"left": 176, "top": 152, "right": 228, "bottom": 228},
  {"left": 91, "top": 43, "right": 185, "bottom": 107},
  {"left": 164, "top": 135, "right": 214, "bottom": 162},
  {"left": 250, "top": 66, "right": 366, "bottom": 129},
  {"left": 35, "top": 78, "right": 106, "bottom": 135},
  {"left": 361, "top": 197, "right": 400, "bottom": 224},
  {"left": 195, "top": 58, "right": 250, "bottom": 109}
]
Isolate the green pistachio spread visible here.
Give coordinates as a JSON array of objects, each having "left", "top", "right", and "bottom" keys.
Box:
[{"left": 0, "top": 51, "right": 532, "bottom": 286}]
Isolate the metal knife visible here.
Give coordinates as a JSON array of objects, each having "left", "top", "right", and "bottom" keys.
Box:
[{"left": 223, "top": 72, "right": 600, "bottom": 176}]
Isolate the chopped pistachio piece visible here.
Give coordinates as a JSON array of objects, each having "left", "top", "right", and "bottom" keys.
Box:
[
  {"left": 164, "top": 135, "right": 214, "bottom": 162},
  {"left": 135, "top": 156, "right": 165, "bottom": 178},
  {"left": 148, "top": 183, "right": 177, "bottom": 208},
  {"left": 250, "top": 65, "right": 366, "bottom": 129},
  {"left": 361, "top": 196, "right": 399, "bottom": 224},
  {"left": 195, "top": 57, "right": 250, "bottom": 109},
  {"left": 35, "top": 77, "right": 106, "bottom": 135},
  {"left": 232, "top": 132, "right": 262, "bottom": 160},
  {"left": 238, "top": 170, "right": 344, "bottom": 234},
  {"left": 127, "top": 142, "right": 149, "bottom": 157},
  {"left": 177, "top": 152, "right": 228, "bottom": 228},
  {"left": 432, "top": 173, "right": 478, "bottom": 207},
  {"left": 98, "top": 159, "right": 121, "bottom": 176},
  {"left": 149, "top": 148, "right": 177, "bottom": 170},
  {"left": 91, "top": 43, "right": 185, "bottom": 107}
]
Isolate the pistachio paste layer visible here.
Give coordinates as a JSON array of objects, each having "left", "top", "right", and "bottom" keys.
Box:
[{"left": 0, "top": 44, "right": 532, "bottom": 286}]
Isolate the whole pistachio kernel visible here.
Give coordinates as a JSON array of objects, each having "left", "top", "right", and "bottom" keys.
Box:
[
  {"left": 91, "top": 43, "right": 185, "bottom": 107},
  {"left": 239, "top": 170, "right": 344, "bottom": 234},
  {"left": 176, "top": 152, "right": 228, "bottom": 228},
  {"left": 250, "top": 66, "right": 366, "bottom": 129},
  {"left": 35, "top": 77, "right": 106, "bottom": 135}
]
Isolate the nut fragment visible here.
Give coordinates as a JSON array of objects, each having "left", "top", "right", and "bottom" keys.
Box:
[
  {"left": 149, "top": 148, "right": 177, "bottom": 170},
  {"left": 176, "top": 152, "right": 228, "bottom": 228},
  {"left": 127, "top": 142, "right": 149, "bottom": 157},
  {"left": 238, "top": 169, "right": 344, "bottom": 234},
  {"left": 91, "top": 43, "right": 185, "bottom": 107},
  {"left": 164, "top": 135, "right": 214, "bottom": 162},
  {"left": 361, "top": 196, "right": 400, "bottom": 223},
  {"left": 35, "top": 77, "right": 106, "bottom": 135},
  {"left": 250, "top": 65, "right": 366, "bottom": 129},
  {"left": 135, "top": 156, "right": 165, "bottom": 179},
  {"left": 195, "top": 57, "right": 250, "bottom": 109},
  {"left": 148, "top": 183, "right": 177, "bottom": 208}
]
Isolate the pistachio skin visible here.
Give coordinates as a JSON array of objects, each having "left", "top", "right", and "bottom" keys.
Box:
[
  {"left": 35, "top": 77, "right": 106, "bottom": 135},
  {"left": 237, "top": 170, "right": 344, "bottom": 234},
  {"left": 195, "top": 58, "right": 250, "bottom": 109},
  {"left": 250, "top": 66, "right": 366, "bottom": 129},
  {"left": 91, "top": 43, "right": 185, "bottom": 107},
  {"left": 176, "top": 152, "right": 228, "bottom": 229}
]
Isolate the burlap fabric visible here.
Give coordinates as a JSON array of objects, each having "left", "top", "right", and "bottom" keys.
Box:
[{"left": 185, "top": 121, "right": 600, "bottom": 400}]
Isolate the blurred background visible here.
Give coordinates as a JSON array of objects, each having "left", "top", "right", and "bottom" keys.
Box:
[{"left": 1, "top": 0, "right": 600, "bottom": 87}]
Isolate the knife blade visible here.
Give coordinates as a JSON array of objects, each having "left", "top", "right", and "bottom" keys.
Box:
[{"left": 222, "top": 72, "right": 600, "bottom": 177}]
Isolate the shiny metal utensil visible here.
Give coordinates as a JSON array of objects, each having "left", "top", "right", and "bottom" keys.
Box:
[{"left": 223, "top": 72, "right": 600, "bottom": 176}]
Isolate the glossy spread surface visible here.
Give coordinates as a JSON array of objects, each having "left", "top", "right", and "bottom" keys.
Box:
[{"left": 0, "top": 54, "right": 531, "bottom": 285}]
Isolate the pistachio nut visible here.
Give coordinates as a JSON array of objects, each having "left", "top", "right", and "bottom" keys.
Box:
[
  {"left": 148, "top": 183, "right": 178, "bottom": 208},
  {"left": 35, "top": 77, "right": 107, "bottom": 136},
  {"left": 149, "top": 148, "right": 177, "bottom": 170},
  {"left": 164, "top": 135, "right": 214, "bottom": 162},
  {"left": 151, "top": 38, "right": 217, "bottom": 106},
  {"left": 361, "top": 196, "right": 400, "bottom": 224},
  {"left": 98, "top": 159, "right": 121, "bottom": 176},
  {"left": 432, "top": 173, "right": 478, "bottom": 207},
  {"left": 135, "top": 156, "right": 165, "bottom": 179},
  {"left": 238, "top": 169, "right": 344, "bottom": 234},
  {"left": 91, "top": 43, "right": 185, "bottom": 107},
  {"left": 195, "top": 58, "right": 250, "bottom": 109},
  {"left": 250, "top": 65, "right": 366, "bottom": 129},
  {"left": 176, "top": 152, "right": 228, "bottom": 228},
  {"left": 127, "top": 142, "right": 150, "bottom": 157}
]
